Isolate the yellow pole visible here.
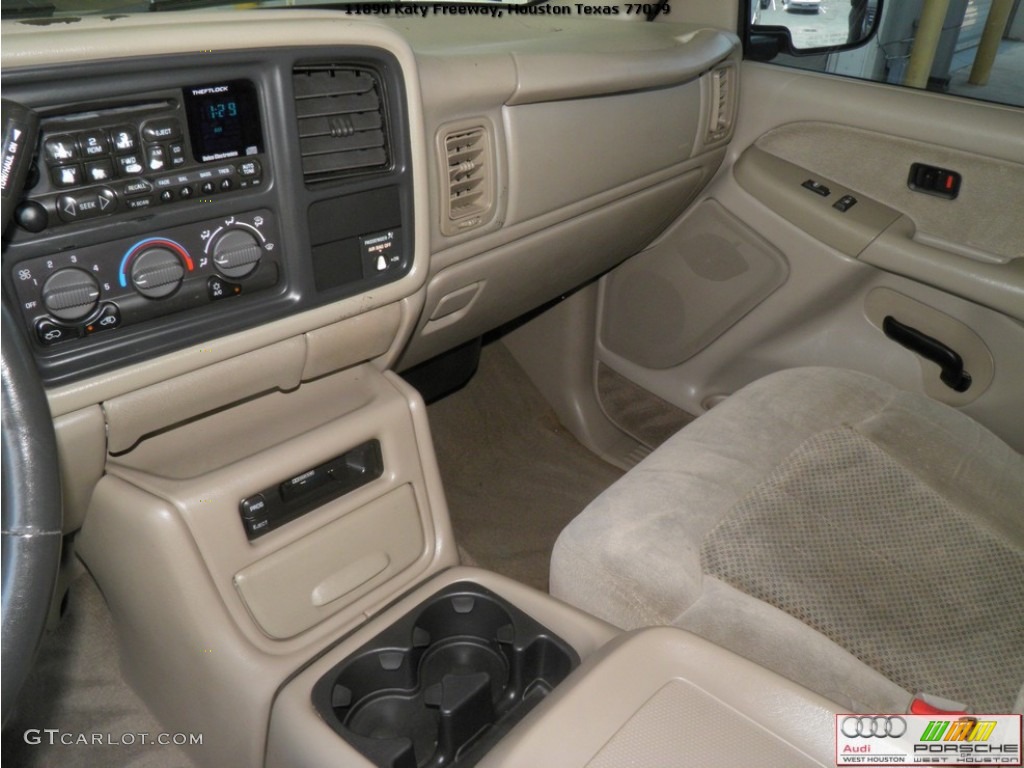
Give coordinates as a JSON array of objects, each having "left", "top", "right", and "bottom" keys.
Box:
[
  {"left": 904, "top": 0, "right": 952, "bottom": 88},
  {"left": 969, "top": 0, "right": 1015, "bottom": 85}
]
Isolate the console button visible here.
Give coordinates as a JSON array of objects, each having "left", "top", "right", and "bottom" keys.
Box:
[
  {"left": 207, "top": 275, "right": 242, "bottom": 301},
  {"left": 159, "top": 189, "right": 174, "bottom": 203},
  {"left": 141, "top": 118, "right": 182, "bottom": 142},
  {"left": 15, "top": 201, "right": 48, "bottom": 233},
  {"left": 36, "top": 319, "right": 77, "bottom": 346},
  {"left": 56, "top": 189, "right": 116, "bottom": 221},
  {"left": 200, "top": 181, "right": 216, "bottom": 195},
  {"left": 83, "top": 303, "right": 121, "bottom": 335},
  {"left": 126, "top": 197, "right": 154, "bottom": 210},
  {"left": 79, "top": 130, "right": 109, "bottom": 158},
  {"left": 51, "top": 164, "right": 83, "bottom": 188},
  {"left": 219, "top": 178, "right": 233, "bottom": 192},
  {"left": 146, "top": 145, "right": 168, "bottom": 172},
  {"left": 117, "top": 154, "right": 145, "bottom": 176},
  {"left": 237, "top": 159, "right": 261, "bottom": 178},
  {"left": 43, "top": 135, "right": 78, "bottom": 163},
  {"left": 110, "top": 127, "right": 138, "bottom": 154},
  {"left": 168, "top": 143, "right": 187, "bottom": 167},
  {"left": 96, "top": 187, "right": 117, "bottom": 213},
  {"left": 179, "top": 185, "right": 194, "bottom": 199},
  {"left": 123, "top": 179, "right": 153, "bottom": 196},
  {"left": 84, "top": 159, "right": 115, "bottom": 184}
]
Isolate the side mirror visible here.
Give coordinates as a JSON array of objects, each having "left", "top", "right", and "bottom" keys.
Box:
[{"left": 749, "top": 0, "right": 882, "bottom": 59}]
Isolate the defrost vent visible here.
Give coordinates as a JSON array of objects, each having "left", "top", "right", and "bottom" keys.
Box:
[
  {"left": 293, "top": 65, "right": 390, "bottom": 184},
  {"left": 440, "top": 123, "right": 494, "bottom": 236}
]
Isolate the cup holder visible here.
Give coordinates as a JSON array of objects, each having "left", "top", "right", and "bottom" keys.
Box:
[{"left": 312, "top": 582, "right": 580, "bottom": 768}]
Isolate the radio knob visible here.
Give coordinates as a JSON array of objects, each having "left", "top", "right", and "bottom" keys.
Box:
[
  {"left": 41, "top": 268, "right": 100, "bottom": 322},
  {"left": 130, "top": 247, "right": 185, "bottom": 298},
  {"left": 212, "top": 229, "right": 261, "bottom": 279}
]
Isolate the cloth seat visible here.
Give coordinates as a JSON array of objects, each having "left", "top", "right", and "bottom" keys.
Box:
[{"left": 550, "top": 367, "right": 1024, "bottom": 713}]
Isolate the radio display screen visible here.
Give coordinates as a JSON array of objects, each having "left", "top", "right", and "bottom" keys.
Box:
[{"left": 183, "top": 80, "right": 263, "bottom": 163}]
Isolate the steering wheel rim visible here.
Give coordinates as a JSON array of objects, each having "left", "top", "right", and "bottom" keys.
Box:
[{"left": 2, "top": 299, "right": 62, "bottom": 726}]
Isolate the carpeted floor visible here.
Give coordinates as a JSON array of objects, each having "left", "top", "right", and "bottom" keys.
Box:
[
  {"left": 426, "top": 341, "right": 623, "bottom": 591},
  {"left": 2, "top": 568, "right": 195, "bottom": 768}
]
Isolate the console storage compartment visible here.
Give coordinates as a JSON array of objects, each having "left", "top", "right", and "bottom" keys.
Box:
[
  {"left": 312, "top": 581, "right": 579, "bottom": 768},
  {"left": 268, "top": 568, "right": 840, "bottom": 768}
]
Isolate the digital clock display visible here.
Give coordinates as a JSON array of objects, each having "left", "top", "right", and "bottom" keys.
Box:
[{"left": 183, "top": 80, "right": 263, "bottom": 163}]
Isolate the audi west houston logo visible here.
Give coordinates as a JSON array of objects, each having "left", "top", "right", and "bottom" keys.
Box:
[
  {"left": 841, "top": 716, "right": 908, "bottom": 739},
  {"left": 835, "top": 713, "right": 1022, "bottom": 765}
]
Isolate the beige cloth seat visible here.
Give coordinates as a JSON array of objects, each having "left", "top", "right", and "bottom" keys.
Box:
[{"left": 550, "top": 367, "right": 1024, "bottom": 714}]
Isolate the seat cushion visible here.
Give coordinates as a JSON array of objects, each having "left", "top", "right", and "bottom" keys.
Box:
[{"left": 550, "top": 367, "right": 1024, "bottom": 713}]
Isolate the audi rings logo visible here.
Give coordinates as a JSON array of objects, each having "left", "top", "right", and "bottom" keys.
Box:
[{"left": 841, "top": 716, "right": 908, "bottom": 738}]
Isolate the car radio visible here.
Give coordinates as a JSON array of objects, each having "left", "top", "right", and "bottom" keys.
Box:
[{"left": 14, "top": 79, "right": 266, "bottom": 234}]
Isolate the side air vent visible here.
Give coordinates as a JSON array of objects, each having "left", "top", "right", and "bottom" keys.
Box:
[
  {"left": 293, "top": 65, "right": 389, "bottom": 185},
  {"left": 439, "top": 122, "right": 495, "bottom": 236},
  {"left": 706, "top": 64, "right": 737, "bottom": 144}
]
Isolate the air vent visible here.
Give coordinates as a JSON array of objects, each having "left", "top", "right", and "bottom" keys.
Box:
[
  {"left": 706, "top": 65, "right": 737, "bottom": 144},
  {"left": 440, "top": 123, "right": 495, "bottom": 236},
  {"left": 293, "top": 65, "right": 389, "bottom": 185}
]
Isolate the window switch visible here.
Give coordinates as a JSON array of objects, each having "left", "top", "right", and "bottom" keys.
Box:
[
  {"left": 801, "top": 179, "right": 831, "bottom": 197},
  {"left": 908, "top": 163, "right": 961, "bottom": 200},
  {"left": 833, "top": 194, "right": 858, "bottom": 213}
]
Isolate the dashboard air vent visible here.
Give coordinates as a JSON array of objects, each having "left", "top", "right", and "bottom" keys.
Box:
[
  {"left": 440, "top": 123, "right": 494, "bottom": 236},
  {"left": 706, "top": 65, "right": 737, "bottom": 144},
  {"left": 293, "top": 65, "right": 389, "bottom": 184}
]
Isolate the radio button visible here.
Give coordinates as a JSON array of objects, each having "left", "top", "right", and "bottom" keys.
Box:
[
  {"left": 146, "top": 145, "right": 167, "bottom": 172},
  {"left": 123, "top": 179, "right": 153, "bottom": 196},
  {"left": 168, "top": 143, "right": 187, "bottom": 167},
  {"left": 126, "top": 197, "right": 154, "bottom": 210},
  {"left": 219, "top": 178, "right": 233, "bottom": 192},
  {"left": 200, "top": 181, "right": 216, "bottom": 195},
  {"left": 51, "top": 164, "right": 83, "bottom": 188},
  {"left": 110, "top": 127, "right": 138, "bottom": 154},
  {"left": 84, "top": 159, "right": 115, "bottom": 184},
  {"left": 141, "top": 118, "right": 182, "bottom": 142},
  {"left": 79, "top": 130, "right": 109, "bottom": 158},
  {"left": 159, "top": 190, "right": 174, "bottom": 203},
  {"left": 237, "top": 159, "right": 261, "bottom": 178},
  {"left": 44, "top": 135, "right": 78, "bottom": 163},
  {"left": 117, "top": 154, "right": 144, "bottom": 176}
]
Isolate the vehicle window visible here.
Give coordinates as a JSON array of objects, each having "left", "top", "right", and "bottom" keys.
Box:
[{"left": 751, "top": 0, "right": 1024, "bottom": 108}]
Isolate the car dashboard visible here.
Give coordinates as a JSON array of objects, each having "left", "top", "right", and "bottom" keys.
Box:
[{"left": 2, "top": 11, "right": 756, "bottom": 768}]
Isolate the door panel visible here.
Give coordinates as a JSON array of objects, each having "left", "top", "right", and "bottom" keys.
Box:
[{"left": 595, "top": 61, "right": 1024, "bottom": 451}]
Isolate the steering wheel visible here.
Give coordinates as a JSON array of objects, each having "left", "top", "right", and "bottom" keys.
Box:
[{"left": 1, "top": 99, "right": 63, "bottom": 726}]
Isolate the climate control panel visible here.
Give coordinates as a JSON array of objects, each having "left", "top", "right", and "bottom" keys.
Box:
[{"left": 13, "top": 209, "right": 281, "bottom": 347}]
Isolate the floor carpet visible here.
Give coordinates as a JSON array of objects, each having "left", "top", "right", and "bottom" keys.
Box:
[
  {"left": 2, "top": 569, "right": 194, "bottom": 768},
  {"left": 426, "top": 341, "right": 623, "bottom": 591}
]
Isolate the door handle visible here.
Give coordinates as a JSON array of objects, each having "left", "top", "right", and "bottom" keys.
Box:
[{"left": 882, "top": 316, "right": 971, "bottom": 392}]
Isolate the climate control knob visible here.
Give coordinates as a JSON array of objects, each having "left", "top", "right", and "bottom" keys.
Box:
[
  {"left": 130, "top": 247, "right": 185, "bottom": 298},
  {"left": 41, "top": 268, "right": 100, "bottom": 322},
  {"left": 212, "top": 229, "right": 261, "bottom": 279}
]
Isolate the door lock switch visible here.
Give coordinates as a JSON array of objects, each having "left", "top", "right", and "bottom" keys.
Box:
[
  {"left": 833, "top": 194, "right": 858, "bottom": 213},
  {"left": 801, "top": 179, "right": 831, "bottom": 197}
]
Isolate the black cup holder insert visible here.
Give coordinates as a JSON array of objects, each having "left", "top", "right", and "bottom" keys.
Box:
[{"left": 312, "top": 582, "right": 580, "bottom": 768}]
